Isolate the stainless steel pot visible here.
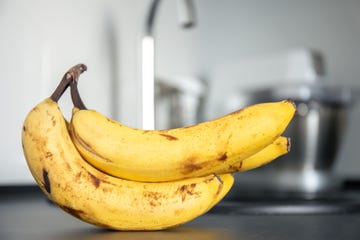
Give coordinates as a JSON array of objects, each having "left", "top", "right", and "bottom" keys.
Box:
[
  {"left": 155, "top": 76, "right": 206, "bottom": 129},
  {"left": 225, "top": 83, "right": 359, "bottom": 197}
]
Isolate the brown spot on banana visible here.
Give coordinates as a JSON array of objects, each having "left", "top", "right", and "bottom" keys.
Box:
[
  {"left": 159, "top": 133, "right": 178, "bottom": 141},
  {"left": 179, "top": 185, "right": 186, "bottom": 192},
  {"left": 217, "top": 152, "right": 227, "bottom": 161},
  {"left": 175, "top": 183, "right": 199, "bottom": 202},
  {"left": 229, "top": 108, "right": 244, "bottom": 116},
  {"left": 215, "top": 180, "right": 224, "bottom": 196},
  {"left": 65, "top": 162, "right": 72, "bottom": 172},
  {"left": 84, "top": 170, "right": 113, "bottom": 188},
  {"left": 182, "top": 158, "right": 203, "bottom": 175},
  {"left": 221, "top": 161, "right": 242, "bottom": 172},
  {"left": 181, "top": 155, "right": 213, "bottom": 175},
  {"left": 59, "top": 205, "right": 86, "bottom": 220},
  {"left": 143, "top": 191, "right": 165, "bottom": 207},
  {"left": 45, "top": 151, "right": 53, "bottom": 160},
  {"left": 214, "top": 174, "right": 224, "bottom": 185},
  {"left": 101, "top": 187, "right": 112, "bottom": 193},
  {"left": 182, "top": 155, "right": 224, "bottom": 175},
  {"left": 51, "top": 116, "right": 56, "bottom": 126},
  {"left": 208, "top": 175, "right": 224, "bottom": 197},
  {"left": 228, "top": 161, "right": 243, "bottom": 172},
  {"left": 88, "top": 172, "right": 100, "bottom": 188},
  {"left": 42, "top": 169, "right": 51, "bottom": 194},
  {"left": 31, "top": 106, "right": 39, "bottom": 113},
  {"left": 75, "top": 171, "right": 82, "bottom": 180},
  {"left": 143, "top": 191, "right": 165, "bottom": 201}
]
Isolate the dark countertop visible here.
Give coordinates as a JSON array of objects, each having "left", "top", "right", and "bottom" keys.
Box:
[{"left": 1, "top": 186, "right": 360, "bottom": 240}]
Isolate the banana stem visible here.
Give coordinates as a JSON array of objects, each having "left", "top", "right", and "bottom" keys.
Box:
[
  {"left": 70, "top": 77, "right": 87, "bottom": 110},
  {"left": 50, "top": 64, "right": 87, "bottom": 103}
]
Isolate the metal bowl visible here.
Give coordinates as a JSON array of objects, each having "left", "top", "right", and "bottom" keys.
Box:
[{"left": 225, "top": 83, "right": 359, "bottom": 197}]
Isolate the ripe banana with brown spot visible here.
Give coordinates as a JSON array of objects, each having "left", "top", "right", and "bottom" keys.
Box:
[
  {"left": 69, "top": 79, "right": 295, "bottom": 182},
  {"left": 21, "top": 64, "right": 234, "bottom": 231},
  {"left": 217, "top": 136, "right": 290, "bottom": 173}
]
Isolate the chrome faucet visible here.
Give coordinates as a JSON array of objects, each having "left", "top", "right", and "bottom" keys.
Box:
[{"left": 141, "top": 0, "right": 196, "bottom": 130}]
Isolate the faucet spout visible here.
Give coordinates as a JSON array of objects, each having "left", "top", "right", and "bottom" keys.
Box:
[
  {"left": 176, "top": 0, "right": 196, "bottom": 28},
  {"left": 141, "top": 0, "right": 196, "bottom": 130}
]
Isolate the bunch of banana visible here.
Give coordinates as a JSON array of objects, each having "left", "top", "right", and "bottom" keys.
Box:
[
  {"left": 21, "top": 64, "right": 295, "bottom": 231},
  {"left": 69, "top": 82, "right": 295, "bottom": 182}
]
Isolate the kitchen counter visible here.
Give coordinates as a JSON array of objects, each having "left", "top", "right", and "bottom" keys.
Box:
[{"left": 1, "top": 186, "right": 360, "bottom": 240}]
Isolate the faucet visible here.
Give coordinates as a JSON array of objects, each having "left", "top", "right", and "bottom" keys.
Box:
[{"left": 141, "top": 0, "right": 196, "bottom": 130}]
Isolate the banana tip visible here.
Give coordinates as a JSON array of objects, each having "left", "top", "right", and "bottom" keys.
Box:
[
  {"left": 285, "top": 99, "right": 296, "bottom": 110},
  {"left": 287, "top": 137, "right": 291, "bottom": 152}
]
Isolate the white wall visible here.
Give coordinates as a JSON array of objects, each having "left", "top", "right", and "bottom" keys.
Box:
[{"left": 0, "top": 0, "right": 145, "bottom": 185}]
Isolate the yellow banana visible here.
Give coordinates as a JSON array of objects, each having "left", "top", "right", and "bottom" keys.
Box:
[
  {"left": 69, "top": 78, "right": 295, "bottom": 182},
  {"left": 217, "top": 136, "right": 290, "bottom": 174},
  {"left": 21, "top": 65, "right": 234, "bottom": 231}
]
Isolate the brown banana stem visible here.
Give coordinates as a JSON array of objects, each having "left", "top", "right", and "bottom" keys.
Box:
[
  {"left": 70, "top": 77, "right": 87, "bottom": 110},
  {"left": 50, "top": 64, "right": 87, "bottom": 103}
]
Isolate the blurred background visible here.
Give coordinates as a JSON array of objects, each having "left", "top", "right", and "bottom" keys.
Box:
[{"left": 1, "top": 0, "right": 360, "bottom": 197}]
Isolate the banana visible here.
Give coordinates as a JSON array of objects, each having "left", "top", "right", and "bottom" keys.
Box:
[
  {"left": 217, "top": 136, "right": 290, "bottom": 174},
  {"left": 21, "top": 64, "right": 234, "bottom": 231},
  {"left": 69, "top": 78, "right": 295, "bottom": 182}
]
